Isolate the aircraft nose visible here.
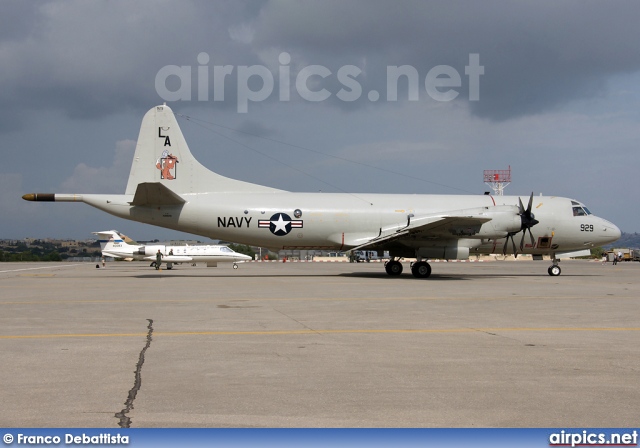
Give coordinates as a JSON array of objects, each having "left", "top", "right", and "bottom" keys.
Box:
[
  {"left": 611, "top": 223, "right": 622, "bottom": 240},
  {"left": 601, "top": 219, "right": 621, "bottom": 243}
]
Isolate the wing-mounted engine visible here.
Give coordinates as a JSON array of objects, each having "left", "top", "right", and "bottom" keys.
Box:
[
  {"left": 405, "top": 205, "right": 523, "bottom": 240},
  {"left": 475, "top": 205, "right": 522, "bottom": 238}
]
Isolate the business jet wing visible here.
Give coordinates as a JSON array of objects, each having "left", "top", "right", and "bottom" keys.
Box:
[
  {"left": 143, "top": 255, "right": 193, "bottom": 262},
  {"left": 351, "top": 215, "right": 493, "bottom": 251},
  {"left": 129, "top": 182, "right": 186, "bottom": 206}
]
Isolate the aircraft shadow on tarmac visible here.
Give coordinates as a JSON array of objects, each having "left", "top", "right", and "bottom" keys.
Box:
[
  {"left": 131, "top": 271, "right": 597, "bottom": 280},
  {"left": 132, "top": 273, "right": 340, "bottom": 279},
  {"left": 339, "top": 272, "right": 596, "bottom": 280}
]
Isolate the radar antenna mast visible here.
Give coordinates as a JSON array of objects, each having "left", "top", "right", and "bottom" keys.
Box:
[{"left": 483, "top": 166, "right": 511, "bottom": 196}]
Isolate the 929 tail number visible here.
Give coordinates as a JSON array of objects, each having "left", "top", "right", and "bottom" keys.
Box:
[{"left": 580, "top": 224, "right": 594, "bottom": 232}]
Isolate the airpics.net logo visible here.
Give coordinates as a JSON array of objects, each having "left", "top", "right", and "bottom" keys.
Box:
[{"left": 155, "top": 52, "right": 484, "bottom": 113}]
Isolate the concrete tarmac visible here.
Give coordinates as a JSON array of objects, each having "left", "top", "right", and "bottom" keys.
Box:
[{"left": 0, "top": 259, "right": 638, "bottom": 428}]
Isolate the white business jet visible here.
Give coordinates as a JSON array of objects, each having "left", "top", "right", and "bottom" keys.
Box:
[{"left": 93, "top": 230, "right": 251, "bottom": 270}]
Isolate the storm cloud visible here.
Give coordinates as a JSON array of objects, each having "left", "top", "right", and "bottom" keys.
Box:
[{"left": 1, "top": 0, "right": 639, "bottom": 238}]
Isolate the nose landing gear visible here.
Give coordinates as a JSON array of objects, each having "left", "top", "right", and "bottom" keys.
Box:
[{"left": 548, "top": 258, "right": 561, "bottom": 276}]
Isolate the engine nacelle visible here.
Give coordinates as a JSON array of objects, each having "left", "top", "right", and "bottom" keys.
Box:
[
  {"left": 479, "top": 206, "right": 522, "bottom": 238},
  {"left": 136, "top": 245, "right": 165, "bottom": 256}
]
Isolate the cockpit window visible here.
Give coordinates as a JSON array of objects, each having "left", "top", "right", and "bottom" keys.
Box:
[
  {"left": 220, "top": 246, "right": 233, "bottom": 252},
  {"left": 572, "top": 206, "right": 592, "bottom": 216}
]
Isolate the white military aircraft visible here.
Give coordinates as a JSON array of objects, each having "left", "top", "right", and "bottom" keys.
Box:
[
  {"left": 24, "top": 104, "right": 621, "bottom": 277},
  {"left": 93, "top": 230, "right": 252, "bottom": 269}
]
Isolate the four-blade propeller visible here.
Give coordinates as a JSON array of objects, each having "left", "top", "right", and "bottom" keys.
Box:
[{"left": 503, "top": 193, "right": 540, "bottom": 257}]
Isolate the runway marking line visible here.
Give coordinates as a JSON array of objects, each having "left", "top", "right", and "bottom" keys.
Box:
[
  {"left": 1, "top": 327, "right": 639, "bottom": 340},
  {"left": 1, "top": 295, "right": 637, "bottom": 305},
  {"left": 0, "top": 264, "right": 82, "bottom": 274},
  {"left": 17, "top": 274, "right": 56, "bottom": 277}
]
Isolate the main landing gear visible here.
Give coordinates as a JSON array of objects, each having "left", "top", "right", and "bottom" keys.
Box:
[
  {"left": 548, "top": 258, "right": 561, "bottom": 276},
  {"left": 411, "top": 261, "right": 432, "bottom": 278},
  {"left": 384, "top": 259, "right": 432, "bottom": 278},
  {"left": 384, "top": 259, "right": 403, "bottom": 276}
]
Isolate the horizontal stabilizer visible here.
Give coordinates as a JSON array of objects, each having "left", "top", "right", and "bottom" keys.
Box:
[{"left": 129, "top": 182, "right": 185, "bottom": 206}]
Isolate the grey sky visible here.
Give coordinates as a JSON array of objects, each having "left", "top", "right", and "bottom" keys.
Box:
[{"left": 2, "top": 0, "right": 639, "bottom": 240}]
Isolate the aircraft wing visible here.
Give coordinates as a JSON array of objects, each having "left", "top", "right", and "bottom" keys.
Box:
[
  {"left": 129, "top": 182, "right": 186, "bottom": 206},
  {"left": 143, "top": 255, "right": 193, "bottom": 262},
  {"left": 351, "top": 215, "right": 492, "bottom": 251}
]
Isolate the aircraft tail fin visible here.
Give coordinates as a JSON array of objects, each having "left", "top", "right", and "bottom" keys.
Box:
[
  {"left": 117, "top": 232, "right": 137, "bottom": 245},
  {"left": 125, "top": 104, "right": 282, "bottom": 195},
  {"left": 92, "top": 230, "right": 125, "bottom": 251}
]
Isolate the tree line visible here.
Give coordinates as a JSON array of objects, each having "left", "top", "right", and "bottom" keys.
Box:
[{"left": 0, "top": 241, "right": 101, "bottom": 262}]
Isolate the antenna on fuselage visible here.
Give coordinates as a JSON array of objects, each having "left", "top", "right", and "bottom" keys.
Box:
[{"left": 483, "top": 166, "right": 511, "bottom": 196}]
